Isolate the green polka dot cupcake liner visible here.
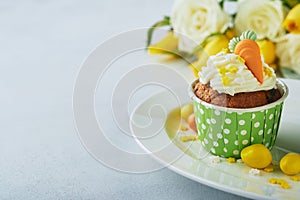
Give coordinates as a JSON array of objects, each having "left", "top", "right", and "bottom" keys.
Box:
[{"left": 189, "top": 79, "right": 289, "bottom": 158}]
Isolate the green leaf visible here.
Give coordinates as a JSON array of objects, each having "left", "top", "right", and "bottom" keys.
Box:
[
  {"left": 281, "top": 0, "right": 300, "bottom": 9},
  {"left": 146, "top": 16, "right": 171, "bottom": 47},
  {"left": 280, "top": 67, "right": 300, "bottom": 79},
  {"left": 219, "top": 0, "right": 224, "bottom": 9}
]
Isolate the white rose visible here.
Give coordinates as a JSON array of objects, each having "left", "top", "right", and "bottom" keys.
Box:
[
  {"left": 171, "top": 0, "right": 231, "bottom": 52},
  {"left": 276, "top": 34, "right": 300, "bottom": 74},
  {"left": 234, "top": 0, "right": 285, "bottom": 41}
]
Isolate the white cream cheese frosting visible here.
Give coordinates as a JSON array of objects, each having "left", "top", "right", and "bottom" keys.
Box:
[{"left": 198, "top": 52, "right": 277, "bottom": 96}]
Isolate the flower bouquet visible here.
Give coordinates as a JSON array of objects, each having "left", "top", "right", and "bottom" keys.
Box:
[{"left": 147, "top": 0, "right": 300, "bottom": 79}]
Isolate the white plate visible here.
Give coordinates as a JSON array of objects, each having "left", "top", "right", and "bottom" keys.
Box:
[{"left": 130, "top": 78, "right": 300, "bottom": 200}]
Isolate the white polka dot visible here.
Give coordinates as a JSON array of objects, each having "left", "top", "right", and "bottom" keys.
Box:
[
  {"left": 196, "top": 118, "right": 201, "bottom": 124},
  {"left": 206, "top": 119, "right": 211, "bottom": 124},
  {"left": 228, "top": 111, "right": 233, "bottom": 114},
  {"left": 214, "top": 110, "right": 220, "bottom": 116},
  {"left": 274, "top": 123, "right": 278, "bottom": 129},
  {"left": 211, "top": 148, "right": 216, "bottom": 154},
  {"left": 254, "top": 122, "right": 260, "bottom": 128},
  {"left": 200, "top": 108, "right": 204, "bottom": 115},
  {"left": 234, "top": 140, "right": 239, "bottom": 145},
  {"left": 266, "top": 109, "right": 269, "bottom": 113},
  {"left": 197, "top": 105, "right": 201, "bottom": 110},
  {"left": 224, "top": 129, "right": 230, "bottom": 134},
  {"left": 264, "top": 124, "right": 267, "bottom": 128},
  {"left": 233, "top": 150, "right": 239, "bottom": 155},
  {"left": 224, "top": 138, "right": 229, "bottom": 144},
  {"left": 225, "top": 118, "right": 231, "bottom": 124},
  {"left": 239, "top": 120, "right": 245, "bottom": 125},
  {"left": 208, "top": 133, "right": 213, "bottom": 139},
  {"left": 213, "top": 141, "right": 219, "bottom": 147},
  {"left": 258, "top": 130, "right": 264, "bottom": 135},
  {"left": 267, "top": 129, "right": 272, "bottom": 134},
  {"left": 223, "top": 147, "right": 228, "bottom": 152},
  {"left": 240, "top": 130, "right": 247, "bottom": 135},
  {"left": 204, "top": 138, "right": 208, "bottom": 144},
  {"left": 261, "top": 110, "right": 265, "bottom": 113},
  {"left": 242, "top": 140, "right": 249, "bottom": 145},
  {"left": 251, "top": 137, "right": 254, "bottom": 142},
  {"left": 211, "top": 118, "right": 216, "bottom": 124},
  {"left": 252, "top": 113, "right": 256, "bottom": 119},
  {"left": 217, "top": 133, "right": 222, "bottom": 139},
  {"left": 237, "top": 111, "right": 243, "bottom": 115},
  {"left": 202, "top": 124, "right": 206, "bottom": 130},
  {"left": 201, "top": 141, "right": 206, "bottom": 146},
  {"left": 269, "top": 114, "right": 274, "bottom": 120}
]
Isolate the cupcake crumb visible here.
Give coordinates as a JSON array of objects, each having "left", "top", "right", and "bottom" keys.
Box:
[
  {"left": 226, "top": 157, "right": 236, "bottom": 163},
  {"left": 291, "top": 176, "right": 300, "bottom": 181},
  {"left": 180, "top": 125, "right": 189, "bottom": 131},
  {"left": 269, "top": 178, "right": 291, "bottom": 189},
  {"left": 180, "top": 136, "right": 197, "bottom": 142},
  {"left": 249, "top": 168, "right": 260, "bottom": 176},
  {"left": 209, "top": 156, "right": 221, "bottom": 164},
  {"left": 264, "top": 165, "right": 274, "bottom": 173}
]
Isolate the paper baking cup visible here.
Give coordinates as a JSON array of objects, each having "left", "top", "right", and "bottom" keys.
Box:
[{"left": 188, "top": 79, "right": 288, "bottom": 158}]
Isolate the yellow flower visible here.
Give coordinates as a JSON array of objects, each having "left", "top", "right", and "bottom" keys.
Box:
[
  {"left": 200, "top": 34, "right": 229, "bottom": 57},
  {"left": 148, "top": 31, "right": 178, "bottom": 54},
  {"left": 257, "top": 39, "right": 276, "bottom": 64},
  {"left": 189, "top": 34, "right": 229, "bottom": 76},
  {"left": 225, "top": 28, "right": 236, "bottom": 39},
  {"left": 269, "top": 63, "right": 277, "bottom": 71},
  {"left": 284, "top": 4, "right": 300, "bottom": 33}
]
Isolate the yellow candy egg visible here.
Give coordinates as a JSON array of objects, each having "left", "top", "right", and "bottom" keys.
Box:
[
  {"left": 241, "top": 144, "right": 272, "bottom": 169},
  {"left": 280, "top": 153, "right": 300, "bottom": 175}
]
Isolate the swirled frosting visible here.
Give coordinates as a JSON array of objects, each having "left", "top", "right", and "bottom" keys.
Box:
[{"left": 199, "top": 52, "right": 277, "bottom": 96}]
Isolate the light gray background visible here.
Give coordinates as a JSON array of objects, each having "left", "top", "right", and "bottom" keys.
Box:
[{"left": 0, "top": 0, "right": 249, "bottom": 199}]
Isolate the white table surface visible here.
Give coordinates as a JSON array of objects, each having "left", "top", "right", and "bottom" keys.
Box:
[{"left": 0, "top": 1, "right": 250, "bottom": 199}]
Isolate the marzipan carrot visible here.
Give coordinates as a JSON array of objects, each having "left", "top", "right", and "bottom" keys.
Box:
[{"left": 234, "top": 39, "right": 263, "bottom": 83}]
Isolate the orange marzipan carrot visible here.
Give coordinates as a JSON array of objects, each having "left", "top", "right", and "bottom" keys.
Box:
[{"left": 234, "top": 39, "right": 264, "bottom": 84}]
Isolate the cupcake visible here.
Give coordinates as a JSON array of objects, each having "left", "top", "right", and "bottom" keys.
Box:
[{"left": 188, "top": 30, "right": 288, "bottom": 158}]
